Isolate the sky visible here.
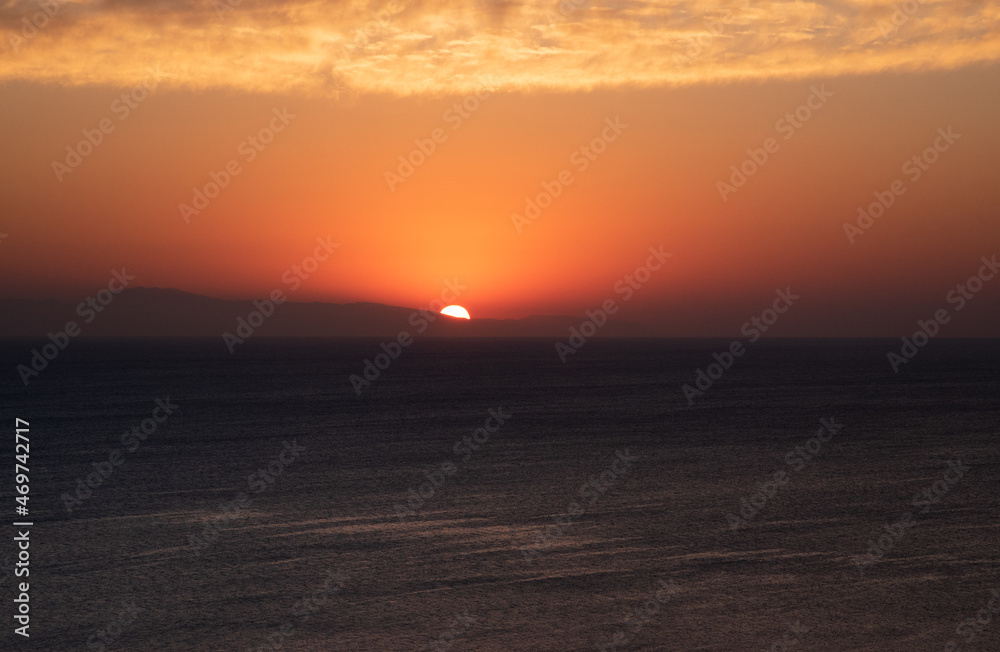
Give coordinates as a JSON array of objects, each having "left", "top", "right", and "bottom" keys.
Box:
[{"left": 1, "top": 0, "right": 999, "bottom": 335}]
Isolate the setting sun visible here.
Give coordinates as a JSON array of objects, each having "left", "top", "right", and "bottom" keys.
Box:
[{"left": 440, "top": 305, "right": 471, "bottom": 319}]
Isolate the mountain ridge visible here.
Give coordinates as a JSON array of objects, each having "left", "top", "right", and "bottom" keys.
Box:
[{"left": 0, "top": 287, "right": 642, "bottom": 338}]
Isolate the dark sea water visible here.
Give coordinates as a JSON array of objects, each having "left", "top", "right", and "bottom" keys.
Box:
[{"left": 1, "top": 338, "right": 999, "bottom": 651}]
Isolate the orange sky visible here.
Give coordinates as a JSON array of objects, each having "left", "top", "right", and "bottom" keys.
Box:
[{"left": 1, "top": 0, "right": 999, "bottom": 335}]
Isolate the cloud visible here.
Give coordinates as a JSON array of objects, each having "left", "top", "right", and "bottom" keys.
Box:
[{"left": 1, "top": 0, "right": 998, "bottom": 95}]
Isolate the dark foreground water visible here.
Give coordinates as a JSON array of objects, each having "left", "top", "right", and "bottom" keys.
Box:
[{"left": 1, "top": 338, "right": 998, "bottom": 651}]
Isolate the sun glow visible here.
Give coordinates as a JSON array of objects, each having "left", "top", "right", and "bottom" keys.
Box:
[{"left": 440, "top": 305, "right": 471, "bottom": 320}]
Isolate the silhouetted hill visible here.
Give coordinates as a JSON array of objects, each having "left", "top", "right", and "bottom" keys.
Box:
[{"left": 0, "top": 287, "right": 642, "bottom": 338}]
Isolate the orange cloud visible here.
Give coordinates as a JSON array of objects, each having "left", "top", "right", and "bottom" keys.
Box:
[{"left": 1, "top": 0, "right": 998, "bottom": 95}]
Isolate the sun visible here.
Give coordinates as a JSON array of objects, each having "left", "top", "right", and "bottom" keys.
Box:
[{"left": 440, "top": 305, "right": 471, "bottom": 319}]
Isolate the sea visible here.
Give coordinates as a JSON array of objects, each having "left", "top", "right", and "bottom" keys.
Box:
[{"left": 1, "top": 338, "right": 998, "bottom": 651}]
